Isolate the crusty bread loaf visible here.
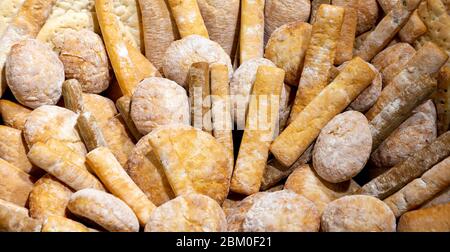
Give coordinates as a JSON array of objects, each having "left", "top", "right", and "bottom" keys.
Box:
[
  {"left": 0, "top": 198, "right": 42, "bottom": 232},
  {"left": 434, "top": 66, "right": 450, "bottom": 135},
  {"left": 0, "top": 0, "right": 25, "bottom": 36},
  {"left": 421, "top": 187, "right": 450, "bottom": 208},
  {"left": 335, "top": 7, "right": 357, "bottom": 65},
  {"left": 0, "top": 158, "right": 34, "bottom": 207},
  {"left": 239, "top": 0, "right": 265, "bottom": 64},
  {"left": 0, "top": 125, "right": 34, "bottom": 174},
  {"left": 332, "top": 0, "right": 379, "bottom": 35},
  {"left": 397, "top": 203, "right": 450, "bottom": 232},
  {"left": 0, "top": 99, "right": 31, "bottom": 130},
  {"left": 167, "top": 0, "right": 209, "bottom": 38}
]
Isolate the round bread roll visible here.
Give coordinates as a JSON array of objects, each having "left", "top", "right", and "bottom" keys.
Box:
[
  {"left": 53, "top": 29, "right": 111, "bottom": 93},
  {"left": 163, "top": 35, "right": 233, "bottom": 87},
  {"left": 226, "top": 192, "right": 268, "bottom": 232},
  {"left": 68, "top": 189, "right": 139, "bottom": 232},
  {"left": 264, "top": 0, "right": 311, "bottom": 42},
  {"left": 5, "top": 39, "right": 65, "bottom": 109},
  {"left": 130, "top": 77, "right": 190, "bottom": 135},
  {"left": 332, "top": 0, "right": 379, "bottom": 34},
  {"left": 23, "top": 105, "right": 87, "bottom": 156},
  {"left": 321, "top": 195, "right": 396, "bottom": 232},
  {"left": 242, "top": 190, "right": 320, "bottom": 232},
  {"left": 313, "top": 111, "right": 372, "bottom": 183},
  {"left": 145, "top": 193, "right": 227, "bottom": 232}
]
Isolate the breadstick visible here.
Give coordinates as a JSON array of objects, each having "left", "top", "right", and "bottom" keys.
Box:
[
  {"left": 335, "top": 7, "right": 357, "bottom": 65},
  {"left": 288, "top": 4, "right": 344, "bottom": 123},
  {"left": 366, "top": 42, "right": 448, "bottom": 149},
  {"left": 41, "top": 215, "right": 90, "bottom": 232},
  {"left": 358, "top": 131, "right": 450, "bottom": 199},
  {"left": 116, "top": 95, "right": 143, "bottom": 141},
  {"left": 0, "top": 0, "right": 56, "bottom": 97},
  {"left": 86, "top": 147, "right": 156, "bottom": 226},
  {"left": 29, "top": 174, "right": 72, "bottom": 221},
  {"left": 271, "top": 57, "right": 375, "bottom": 167},
  {"left": 0, "top": 99, "right": 31, "bottom": 130},
  {"left": 167, "top": 0, "right": 208, "bottom": 39},
  {"left": 434, "top": 66, "right": 450, "bottom": 135},
  {"left": 210, "top": 64, "right": 234, "bottom": 173},
  {"left": 384, "top": 156, "right": 450, "bottom": 217},
  {"left": 0, "top": 158, "right": 34, "bottom": 207},
  {"left": 0, "top": 125, "right": 33, "bottom": 174},
  {"left": 355, "top": 0, "right": 422, "bottom": 61},
  {"left": 62, "top": 79, "right": 108, "bottom": 151},
  {"left": 230, "top": 66, "right": 284, "bottom": 195},
  {"left": 138, "top": 0, "right": 179, "bottom": 70},
  {"left": 397, "top": 203, "right": 450, "bottom": 232},
  {"left": 239, "top": 0, "right": 265, "bottom": 64},
  {"left": 95, "top": 0, "right": 159, "bottom": 96},
  {"left": 27, "top": 141, "right": 105, "bottom": 191},
  {"left": 0, "top": 199, "right": 42, "bottom": 232},
  {"left": 188, "top": 62, "right": 212, "bottom": 133},
  {"left": 309, "top": 0, "right": 330, "bottom": 23}
]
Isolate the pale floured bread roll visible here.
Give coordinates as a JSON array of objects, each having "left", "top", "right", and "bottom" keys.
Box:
[
  {"left": 264, "top": 0, "right": 311, "bottom": 43},
  {"left": 226, "top": 192, "right": 268, "bottom": 232},
  {"left": 6, "top": 39, "right": 64, "bottom": 109},
  {"left": 0, "top": 198, "right": 42, "bottom": 232},
  {"left": 145, "top": 193, "right": 227, "bottom": 232},
  {"left": 23, "top": 105, "right": 87, "bottom": 156},
  {"left": 163, "top": 35, "right": 232, "bottom": 87},
  {"left": 130, "top": 77, "right": 190, "bottom": 135},
  {"left": 0, "top": 0, "right": 25, "bottom": 36}
]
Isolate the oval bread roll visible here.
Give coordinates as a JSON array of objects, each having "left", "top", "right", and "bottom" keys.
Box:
[
  {"left": 68, "top": 188, "right": 139, "bottom": 232},
  {"left": 226, "top": 192, "right": 268, "bottom": 232},
  {"left": 321, "top": 195, "right": 396, "bottom": 232},
  {"left": 145, "top": 193, "right": 227, "bottom": 232},
  {"left": 397, "top": 203, "right": 450, "bottom": 232}
]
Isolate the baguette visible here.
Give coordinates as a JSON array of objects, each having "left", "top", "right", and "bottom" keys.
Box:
[
  {"left": 0, "top": 198, "right": 41, "bottom": 232},
  {"left": 309, "top": 0, "right": 330, "bottom": 23},
  {"left": 421, "top": 187, "right": 450, "bottom": 208},
  {"left": 239, "top": 0, "right": 265, "bottom": 64},
  {"left": 335, "top": 7, "right": 357, "bottom": 65},
  {"left": 0, "top": 158, "right": 34, "bottom": 207},
  {"left": 0, "top": 99, "right": 31, "bottom": 130},
  {"left": 397, "top": 203, "right": 450, "bottom": 232},
  {"left": 384, "top": 156, "right": 450, "bottom": 217},
  {"left": 271, "top": 57, "right": 375, "bottom": 167},
  {"left": 0, "top": 125, "right": 33, "bottom": 174},
  {"left": 288, "top": 4, "right": 344, "bottom": 123},
  {"left": 188, "top": 62, "right": 212, "bottom": 133},
  {"left": 230, "top": 66, "right": 284, "bottom": 195},
  {"left": 167, "top": 0, "right": 209, "bottom": 38}
]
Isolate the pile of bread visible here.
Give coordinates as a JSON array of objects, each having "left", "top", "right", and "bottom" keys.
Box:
[{"left": 0, "top": 0, "right": 449, "bottom": 232}]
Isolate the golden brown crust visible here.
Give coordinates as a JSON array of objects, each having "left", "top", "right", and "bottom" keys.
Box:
[
  {"left": 0, "top": 125, "right": 33, "bottom": 174},
  {"left": 239, "top": 0, "right": 265, "bottom": 64},
  {"left": 0, "top": 158, "right": 34, "bottom": 207},
  {"left": 167, "top": 0, "right": 209, "bottom": 38},
  {"left": 0, "top": 99, "right": 31, "bottom": 130},
  {"left": 41, "top": 215, "right": 89, "bottom": 232},
  {"left": 332, "top": 0, "right": 379, "bottom": 35},
  {"left": 397, "top": 203, "right": 450, "bottom": 232},
  {"left": 188, "top": 62, "right": 212, "bottom": 133},
  {"left": 0, "top": 198, "right": 42, "bottom": 232},
  {"left": 335, "top": 7, "right": 357, "bottom": 65}
]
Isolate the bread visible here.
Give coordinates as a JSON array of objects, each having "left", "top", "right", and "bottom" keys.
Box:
[
  {"left": 309, "top": 0, "right": 330, "bottom": 23},
  {"left": 332, "top": 0, "right": 379, "bottom": 35},
  {"left": 384, "top": 156, "right": 450, "bottom": 217},
  {"left": 334, "top": 7, "right": 357, "bottom": 65},
  {"left": 239, "top": 0, "right": 265, "bottom": 64},
  {"left": 422, "top": 187, "right": 450, "bottom": 208},
  {"left": 242, "top": 190, "right": 320, "bottom": 232},
  {"left": 264, "top": 0, "right": 311, "bottom": 43},
  {"left": 284, "top": 164, "right": 360, "bottom": 214},
  {"left": 226, "top": 192, "right": 268, "bottom": 232},
  {"left": 0, "top": 99, "right": 31, "bottom": 130},
  {"left": 0, "top": 0, "right": 25, "bottom": 36},
  {"left": 29, "top": 174, "right": 72, "bottom": 221},
  {"left": 0, "top": 125, "right": 33, "bottom": 174},
  {"left": 321, "top": 195, "right": 396, "bottom": 232},
  {"left": 264, "top": 21, "right": 312, "bottom": 86},
  {"left": 197, "top": 0, "right": 240, "bottom": 56},
  {"left": 358, "top": 131, "right": 450, "bottom": 199},
  {"left": 68, "top": 188, "right": 139, "bottom": 232},
  {"left": 54, "top": 29, "right": 110, "bottom": 93},
  {"left": 371, "top": 43, "right": 416, "bottom": 86},
  {"left": 355, "top": 0, "right": 422, "bottom": 61},
  {"left": 230, "top": 66, "right": 284, "bottom": 195},
  {"left": 145, "top": 193, "right": 227, "bottom": 232},
  {"left": 116, "top": 95, "right": 143, "bottom": 141},
  {"left": 188, "top": 62, "right": 212, "bottom": 132},
  {"left": 6, "top": 39, "right": 64, "bottom": 108},
  {"left": 397, "top": 203, "right": 450, "bottom": 232},
  {"left": 148, "top": 124, "right": 231, "bottom": 203},
  {"left": 0, "top": 198, "right": 42, "bottom": 232},
  {"left": 434, "top": 66, "right": 450, "bottom": 135},
  {"left": 138, "top": 0, "right": 179, "bottom": 71},
  {"left": 167, "top": 0, "right": 209, "bottom": 38},
  {"left": 312, "top": 111, "right": 372, "bottom": 183},
  {"left": 163, "top": 35, "right": 232, "bottom": 87},
  {"left": 288, "top": 4, "right": 344, "bottom": 122},
  {"left": 126, "top": 133, "right": 174, "bottom": 206},
  {"left": 130, "top": 77, "right": 190, "bottom": 135},
  {"left": 270, "top": 57, "right": 375, "bottom": 167},
  {"left": 41, "top": 215, "right": 89, "bottom": 232},
  {"left": 0, "top": 158, "right": 34, "bottom": 207}
]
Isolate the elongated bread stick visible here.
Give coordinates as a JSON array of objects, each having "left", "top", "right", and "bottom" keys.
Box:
[
  {"left": 138, "top": 0, "right": 179, "bottom": 70},
  {"left": 271, "top": 57, "right": 375, "bottom": 167},
  {"left": 0, "top": 199, "right": 42, "bottom": 232},
  {"left": 310, "top": 0, "right": 331, "bottom": 23},
  {"left": 230, "top": 66, "right": 284, "bottom": 195},
  {"left": 239, "top": 0, "right": 265, "bottom": 64},
  {"left": 366, "top": 42, "right": 448, "bottom": 149},
  {"left": 355, "top": 0, "right": 422, "bottom": 61},
  {"left": 86, "top": 147, "right": 156, "bottom": 226},
  {"left": 167, "top": 0, "right": 209, "bottom": 38},
  {"left": 188, "top": 62, "right": 212, "bottom": 133},
  {"left": 116, "top": 95, "right": 143, "bottom": 141},
  {"left": 384, "top": 156, "right": 450, "bottom": 217},
  {"left": 335, "top": 7, "right": 357, "bottom": 65},
  {"left": 358, "top": 131, "right": 450, "bottom": 199},
  {"left": 288, "top": 4, "right": 344, "bottom": 123},
  {"left": 0, "top": 0, "right": 56, "bottom": 97},
  {"left": 210, "top": 64, "right": 234, "bottom": 174},
  {"left": 0, "top": 99, "right": 31, "bottom": 130},
  {"left": 0, "top": 158, "right": 34, "bottom": 207},
  {"left": 95, "top": 0, "right": 159, "bottom": 96},
  {"left": 435, "top": 67, "right": 450, "bottom": 135},
  {"left": 27, "top": 141, "right": 104, "bottom": 191}
]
